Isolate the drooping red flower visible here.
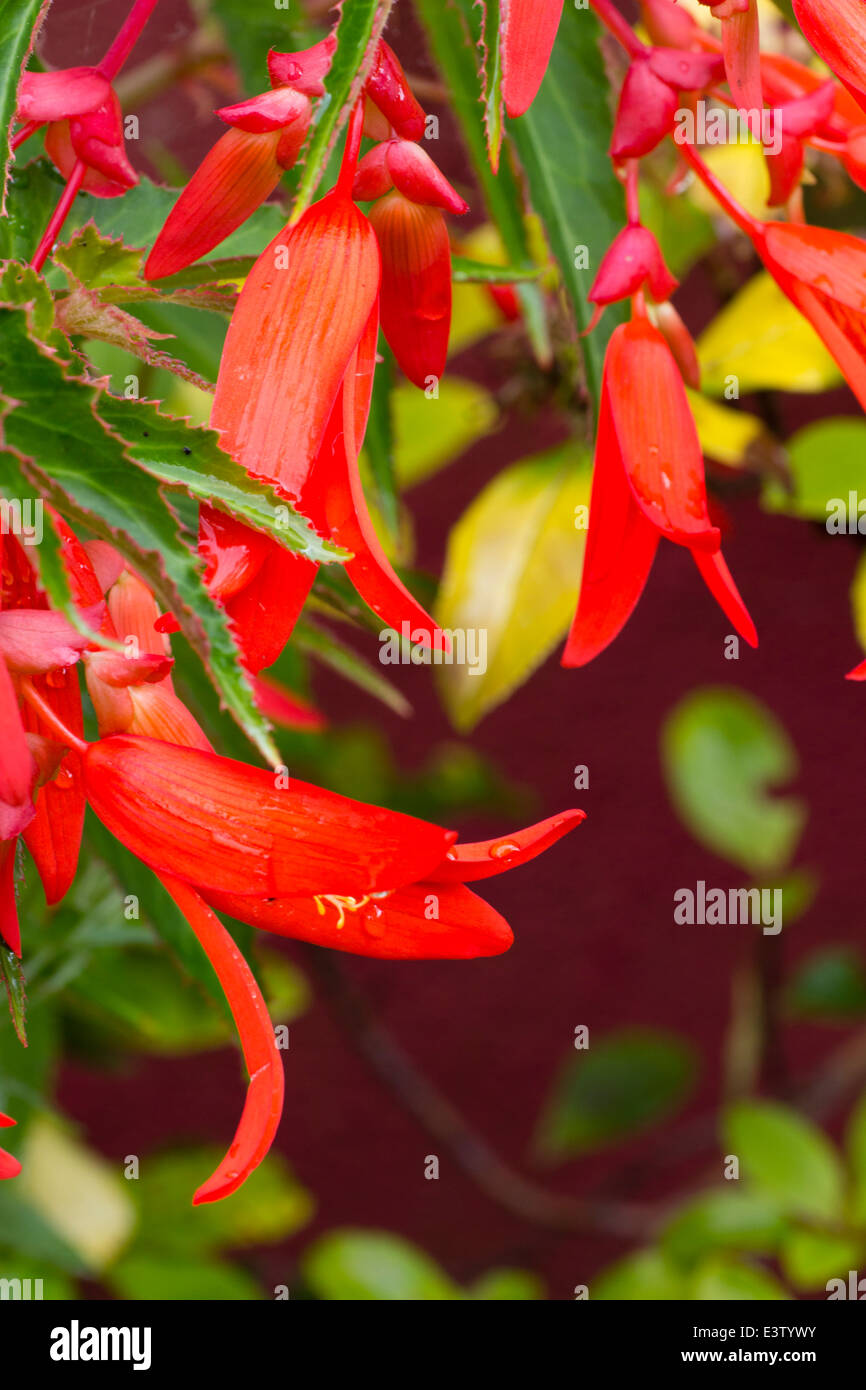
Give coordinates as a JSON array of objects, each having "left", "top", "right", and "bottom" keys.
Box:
[
  {"left": 611, "top": 47, "right": 724, "bottom": 160},
  {"left": 0, "top": 1113, "right": 21, "bottom": 1181},
  {"left": 144, "top": 38, "right": 337, "bottom": 280},
  {"left": 562, "top": 313, "right": 757, "bottom": 667},
  {"left": 354, "top": 138, "right": 468, "bottom": 388},
  {"left": 502, "top": 0, "right": 565, "bottom": 119}
]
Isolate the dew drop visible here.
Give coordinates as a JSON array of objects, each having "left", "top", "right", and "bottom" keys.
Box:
[
  {"left": 361, "top": 903, "right": 385, "bottom": 938},
  {"left": 45, "top": 666, "right": 68, "bottom": 689},
  {"left": 54, "top": 765, "right": 75, "bottom": 790},
  {"left": 489, "top": 840, "right": 520, "bottom": 861}
]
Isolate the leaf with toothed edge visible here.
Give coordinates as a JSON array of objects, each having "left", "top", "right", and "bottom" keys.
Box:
[
  {"left": 290, "top": 0, "right": 396, "bottom": 222},
  {"left": 0, "top": 298, "right": 306, "bottom": 763},
  {"left": 0, "top": 0, "right": 49, "bottom": 215}
]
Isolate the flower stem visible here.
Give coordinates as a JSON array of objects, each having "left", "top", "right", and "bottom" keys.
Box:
[
  {"left": 30, "top": 160, "right": 86, "bottom": 272},
  {"left": 588, "top": 0, "right": 646, "bottom": 59},
  {"left": 676, "top": 137, "right": 760, "bottom": 238},
  {"left": 11, "top": 121, "right": 40, "bottom": 151},
  {"left": 336, "top": 98, "right": 365, "bottom": 200},
  {"left": 20, "top": 679, "right": 88, "bottom": 757},
  {"left": 98, "top": 0, "right": 161, "bottom": 81}
]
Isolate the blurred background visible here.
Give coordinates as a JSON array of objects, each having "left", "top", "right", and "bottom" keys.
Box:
[{"left": 2, "top": 0, "right": 866, "bottom": 1301}]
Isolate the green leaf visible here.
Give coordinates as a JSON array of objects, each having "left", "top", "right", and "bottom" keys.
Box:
[
  {"left": 661, "top": 687, "right": 807, "bottom": 877},
  {"left": 846, "top": 1089, "right": 866, "bottom": 1225},
  {"left": 509, "top": 3, "right": 628, "bottom": 407},
  {"left": 210, "top": 0, "right": 306, "bottom": 98},
  {"left": 468, "top": 1267, "right": 544, "bottom": 1300},
  {"left": 415, "top": 0, "right": 550, "bottom": 363},
  {"left": 786, "top": 948, "right": 866, "bottom": 1022},
  {"left": 129, "top": 1147, "right": 314, "bottom": 1256},
  {"left": 0, "top": 943, "right": 27, "bottom": 1045},
  {"left": 764, "top": 418, "right": 866, "bottom": 523},
  {"left": 0, "top": 300, "right": 283, "bottom": 761},
  {"left": 535, "top": 1028, "right": 696, "bottom": 1158},
  {"left": 451, "top": 255, "right": 541, "bottom": 284},
  {"left": 54, "top": 225, "right": 145, "bottom": 288},
  {"left": 592, "top": 1248, "right": 688, "bottom": 1301},
  {"left": 294, "top": 619, "right": 412, "bottom": 717},
  {"left": 0, "top": 0, "right": 46, "bottom": 212},
  {"left": 0, "top": 1187, "right": 87, "bottom": 1275},
  {"left": 690, "top": 1255, "right": 789, "bottom": 1301},
  {"left": 393, "top": 377, "right": 498, "bottom": 489},
  {"left": 436, "top": 444, "right": 589, "bottom": 731},
  {"left": 291, "top": 0, "right": 394, "bottom": 221},
  {"left": 724, "top": 1100, "right": 846, "bottom": 1223},
  {"left": 780, "top": 1228, "right": 862, "bottom": 1292},
  {"left": 109, "top": 1252, "right": 262, "bottom": 1301},
  {"left": 662, "top": 1189, "right": 788, "bottom": 1268},
  {"left": 362, "top": 338, "right": 399, "bottom": 541},
  {"left": 302, "top": 1230, "right": 463, "bottom": 1301},
  {"left": 0, "top": 1255, "right": 76, "bottom": 1299}
]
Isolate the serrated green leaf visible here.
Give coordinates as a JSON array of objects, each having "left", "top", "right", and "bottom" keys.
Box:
[
  {"left": 535, "top": 1029, "right": 696, "bottom": 1159},
  {"left": 436, "top": 445, "right": 588, "bottom": 731},
  {"left": 724, "top": 1100, "right": 846, "bottom": 1223},
  {"left": 302, "top": 1229, "right": 463, "bottom": 1301},
  {"left": 0, "top": 0, "right": 47, "bottom": 213},
  {"left": 291, "top": 0, "right": 394, "bottom": 221},
  {"left": 0, "top": 301, "right": 290, "bottom": 760},
  {"left": 415, "top": 0, "right": 550, "bottom": 364},
  {"left": 509, "top": 3, "right": 628, "bottom": 408},
  {"left": 661, "top": 687, "right": 807, "bottom": 878},
  {"left": 54, "top": 224, "right": 144, "bottom": 288}
]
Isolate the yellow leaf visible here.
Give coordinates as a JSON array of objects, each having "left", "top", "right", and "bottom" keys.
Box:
[
  {"left": 393, "top": 378, "right": 498, "bottom": 489},
  {"left": 19, "top": 1117, "right": 136, "bottom": 1271},
  {"left": 686, "top": 389, "right": 768, "bottom": 467},
  {"left": 697, "top": 272, "right": 841, "bottom": 395},
  {"left": 436, "top": 445, "right": 590, "bottom": 731}
]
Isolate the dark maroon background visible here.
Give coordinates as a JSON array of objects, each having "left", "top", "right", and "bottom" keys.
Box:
[{"left": 44, "top": 0, "right": 866, "bottom": 1297}]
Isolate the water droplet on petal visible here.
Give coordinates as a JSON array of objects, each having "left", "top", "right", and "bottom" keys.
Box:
[{"left": 488, "top": 840, "right": 520, "bottom": 861}]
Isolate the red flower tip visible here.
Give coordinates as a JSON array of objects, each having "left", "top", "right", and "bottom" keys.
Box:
[
  {"left": 364, "top": 40, "right": 427, "bottom": 141},
  {"left": 266, "top": 36, "right": 338, "bottom": 98},
  {"left": 44, "top": 89, "right": 138, "bottom": 197},
  {"left": 611, "top": 59, "right": 681, "bottom": 161},
  {"left": 0, "top": 841, "right": 22, "bottom": 958},
  {"left": 0, "top": 1108, "right": 21, "bottom": 1180},
  {"left": 845, "top": 657, "right": 866, "bottom": 681},
  {"left": 251, "top": 674, "right": 327, "bottom": 733},
  {"left": 355, "top": 140, "right": 468, "bottom": 215},
  {"left": 502, "top": 0, "right": 565, "bottom": 119},
  {"left": 589, "top": 225, "right": 678, "bottom": 316},
  {"left": 431, "top": 810, "right": 586, "bottom": 884},
  {"left": 216, "top": 86, "right": 310, "bottom": 135}
]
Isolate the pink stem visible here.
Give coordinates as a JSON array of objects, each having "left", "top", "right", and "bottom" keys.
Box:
[
  {"left": 588, "top": 0, "right": 646, "bottom": 59},
  {"left": 30, "top": 160, "right": 86, "bottom": 271},
  {"left": 98, "top": 0, "right": 161, "bottom": 81},
  {"left": 625, "top": 159, "right": 641, "bottom": 226},
  {"left": 11, "top": 121, "right": 40, "bottom": 151},
  {"left": 676, "top": 138, "right": 760, "bottom": 238},
  {"left": 336, "top": 98, "right": 366, "bottom": 200}
]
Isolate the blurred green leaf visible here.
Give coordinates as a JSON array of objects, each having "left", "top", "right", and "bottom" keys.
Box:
[
  {"left": 393, "top": 377, "right": 498, "bottom": 490},
  {"left": 0, "top": 1254, "right": 76, "bottom": 1299},
  {"left": 302, "top": 1230, "right": 462, "bottom": 1301},
  {"left": 724, "top": 1100, "right": 846, "bottom": 1223},
  {"left": 0, "top": 1187, "right": 86, "bottom": 1275},
  {"left": 469, "top": 1267, "right": 545, "bottom": 1300},
  {"left": 210, "top": 0, "right": 305, "bottom": 98},
  {"left": 764, "top": 418, "right": 866, "bottom": 522},
  {"left": 780, "top": 1228, "right": 862, "bottom": 1291},
  {"left": 690, "top": 1255, "right": 789, "bottom": 1300},
  {"left": 294, "top": 619, "right": 412, "bottom": 718},
  {"left": 786, "top": 948, "right": 866, "bottom": 1022},
  {"left": 509, "top": 3, "right": 628, "bottom": 405},
  {"left": 535, "top": 1028, "right": 696, "bottom": 1159},
  {"left": 131, "top": 1148, "right": 313, "bottom": 1255},
  {"left": 451, "top": 256, "right": 541, "bottom": 284},
  {"left": 661, "top": 687, "right": 807, "bottom": 877},
  {"left": 593, "top": 1248, "right": 688, "bottom": 1301},
  {"left": 436, "top": 445, "right": 588, "bottom": 731},
  {"left": 0, "top": 943, "right": 27, "bottom": 1046},
  {"left": 662, "top": 1189, "right": 788, "bottom": 1268},
  {"left": 109, "top": 1251, "right": 262, "bottom": 1301},
  {"left": 363, "top": 338, "right": 400, "bottom": 541},
  {"left": 846, "top": 1089, "right": 866, "bottom": 1225}
]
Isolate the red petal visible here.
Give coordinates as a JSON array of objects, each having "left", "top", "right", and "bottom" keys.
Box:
[
  {"left": 502, "top": 0, "right": 564, "bottom": 119},
  {"left": 691, "top": 548, "right": 758, "bottom": 647},
  {"left": 209, "top": 191, "right": 380, "bottom": 498},
  {"left": 846, "top": 657, "right": 866, "bottom": 680},
  {"left": 430, "top": 810, "right": 585, "bottom": 883},
  {"left": 0, "top": 841, "right": 21, "bottom": 957},
  {"left": 385, "top": 140, "right": 469, "bottom": 215},
  {"left": 353, "top": 142, "right": 394, "bottom": 202},
  {"left": 562, "top": 376, "right": 660, "bottom": 667},
  {"left": 792, "top": 0, "right": 866, "bottom": 115},
  {"left": 217, "top": 87, "right": 309, "bottom": 135},
  {"left": 158, "top": 876, "right": 284, "bottom": 1204},
  {"left": 607, "top": 318, "right": 719, "bottom": 549},
  {"left": 17, "top": 67, "right": 110, "bottom": 121},
  {"left": 83, "top": 734, "right": 456, "bottom": 899},
  {"left": 85, "top": 650, "right": 173, "bottom": 687},
  {"left": 204, "top": 879, "right": 513, "bottom": 961},
  {"left": 144, "top": 129, "right": 284, "bottom": 280},
  {"left": 369, "top": 193, "right": 451, "bottom": 388},
  {"left": 0, "top": 605, "right": 103, "bottom": 673},
  {"left": 364, "top": 40, "right": 427, "bottom": 141},
  {"left": 647, "top": 48, "right": 724, "bottom": 91},
  {"left": 21, "top": 670, "right": 85, "bottom": 904},
  {"left": 0, "top": 661, "right": 36, "bottom": 839},
  {"left": 266, "top": 36, "right": 338, "bottom": 98},
  {"left": 252, "top": 674, "right": 326, "bottom": 732},
  {"left": 223, "top": 543, "right": 317, "bottom": 674},
  {"left": 611, "top": 60, "right": 680, "bottom": 160}
]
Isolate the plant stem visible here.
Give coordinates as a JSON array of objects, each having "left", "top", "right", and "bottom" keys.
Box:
[
  {"left": 98, "top": 0, "right": 161, "bottom": 81},
  {"left": 588, "top": 0, "right": 646, "bottom": 59},
  {"left": 677, "top": 137, "right": 760, "bottom": 237},
  {"left": 30, "top": 160, "right": 86, "bottom": 271}
]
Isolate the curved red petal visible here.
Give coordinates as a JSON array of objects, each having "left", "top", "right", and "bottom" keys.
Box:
[
  {"left": 691, "top": 547, "right": 758, "bottom": 647},
  {"left": 0, "top": 841, "right": 21, "bottom": 957},
  {"left": 430, "top": 810, "right": 585, "bottom": 883},
  {"left": 204, "top": 879, "right": 513, "bottom": 961},
  {"left": 22, "top": 670, "right": 85, "bottom": 904},
  {"left": 502, "top": 0, "right": 564, "bottom": 119},
  {"left": 792, "top": 0, "right": 866, "bottom": 116},
  {"left": 370, "top": 193, "right": 452, "bottom": 389},
  {"left": 158, "top": 875, "right": 284, "bottom": 1204},
  {"left": 83, "top": 734, "right": 456, "bottom": 899}
]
